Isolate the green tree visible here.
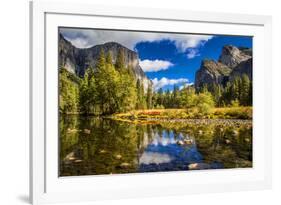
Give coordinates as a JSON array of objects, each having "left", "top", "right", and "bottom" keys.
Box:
[
  {"left": 59, "top": 68, "right": 79, "bottom": 114},
  {"left": 117, "top": 68, "right": 137, "bottom": 112},
  {"left": 146, "top": 84, "right": 153, "bottom": 109},
  {"left": 240, "top": 74, "right": 251, "bottom": 106},
  {"left": 180, "top": 86, "right": 197, "bottom": 108},
  {"left": 172, "top": 85, "right": 180, "bottom": 108},
  {"left": 231, "top": 76, "right": 241, "bottom": 101},
  {"left": 79, "top": 69, "right": 90, "bottom": 114},
  {"left": 95, "top": 50, "right": 121, "bottom": 114},
  {"left": 163, "top": 89, "right": 171, "bottom": 108},
  {"left": 156, "top": 88, "right": 164, "bottom": 107},
  {"left": 196, "top": 91, "right": 215, "bottom": 115},
  {"left": 115, "top": 49, "right": 125, "bottom": 71},
  {"left": 136, "top": 79, "right": 146, "bottom": 109}
]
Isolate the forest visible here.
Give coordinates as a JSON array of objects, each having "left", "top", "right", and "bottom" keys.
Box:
[{"left": 59, "top": 49, "right": 252, "bottom": 118}]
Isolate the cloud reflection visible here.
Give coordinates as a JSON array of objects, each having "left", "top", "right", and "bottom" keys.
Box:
[{"left": 139, "top": 152, "right": 173, "bottom": 165}]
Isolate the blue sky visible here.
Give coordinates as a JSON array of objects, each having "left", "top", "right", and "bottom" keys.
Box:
[
  {"left": 136, "top": 36, "right": 252, "bottom": 91},
  {"left": 60, "top": 28, "right": 252, "bottom": 91}
]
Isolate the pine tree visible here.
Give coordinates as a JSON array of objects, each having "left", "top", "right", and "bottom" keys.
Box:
[
  {"left": 157, "top": 88, "right": 164, "bottom": 107},
  {"left": 170, "top": 85, "right": 181, "bottom": 108},
  {"left": 106, "top": 51, "right": 113, "bottom": 65},
  {"left": 79, "top": 68, "right": 97, "bottom": 114},
  {"left": 240, "top": 74, "right": 251, "bottom": 106},
  {"left": 95, "top": 49, "right": 107, "bottom": 113},
  {"left": 164, "top": 89, "right": 171, "bottom": 108},
  {"left": 59, "top": 68, "right": 79, "bottom": 114},
  {"left": 146, "top": 84, "right": 153, "bottom": 109},
  {"left": 136, "top": 79, "right": 146, "bottom": 109},
  {"left": 232, "top": 76, "right": 241, "bottom": 101},
  {"left": 115, "top": 49, "right": 125, "bottom": 71}
]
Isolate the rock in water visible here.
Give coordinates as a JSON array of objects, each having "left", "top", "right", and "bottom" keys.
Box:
[
  {"left": 63, "top": 152, "right": 76, "bottom": 162},
  {"left": 225, "top": 139, "right": 231, "bottom": 144},
  {"left": 99, "top": 149, "right": 107, "bottom": 154},
  {"left": 184, "top": 139, "right": 193, "bottom": 145},
  {"left": 188, "top": 163, "right": 211, "bottom": 170},
  {"left": 84, "top": 129, "right": 91, "bottom": 134},
  {"left": 176, "top": 140, "right": 185, "bottom": 146},
  {"left": 120, "top": 162, "right": 130, "bottom": 168},
  {"left": 115, "top": 154, "right": 122, "bottom": 159}
]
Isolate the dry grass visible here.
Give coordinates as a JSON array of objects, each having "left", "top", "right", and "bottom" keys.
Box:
[{"left": 112, "top": 107, "right": 252, "bottom": 120}]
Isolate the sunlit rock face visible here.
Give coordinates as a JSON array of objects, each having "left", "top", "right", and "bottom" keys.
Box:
[
  {"left": 195, "top": 59, "right": 232, "bottom": 89},
  {"left": 218, "top": 45, "right": 251, "bottom": 68},
  {"left": 195, "top": 45, "right": 252, "bottom": 90},
  {"left": 58, "top": 33, "right": 152, "bottom": 90}
]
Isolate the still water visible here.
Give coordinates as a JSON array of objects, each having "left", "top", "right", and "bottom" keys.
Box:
[{"left": 60, "top": 116, "right": 252, "bottom": 176}]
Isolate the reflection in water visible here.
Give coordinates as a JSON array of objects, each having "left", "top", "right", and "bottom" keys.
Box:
[
  {"left": 140, "top": 152, "right": 173, "bottom": 165},
  {"left": 59, "top": 116, "right": 252, "bottom": 176}
]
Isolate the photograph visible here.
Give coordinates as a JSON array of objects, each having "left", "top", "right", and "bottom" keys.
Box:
[{"left": 58, "top": 27, "right": 253, "bottom": 176}]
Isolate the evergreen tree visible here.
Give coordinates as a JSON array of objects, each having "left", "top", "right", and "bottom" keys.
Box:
[
  {"left": 172, "top": 85, "right": 180, "bottom": 108},
  {"left": 136, "top": 79, "right": 146, "bottom": 109},
  {"left": 146, "top": 84, "right": 153, "bottom": 109},
  {"left": 164, "top": 89, "right": 171, "bottom": 108},
  {"left": 157, "top": 88, "right": 164, "bottom": 107},
  {"left": 117, "top": 69, "right": 137, "bottom": 112},
  {"left": 59, "top": 68, "right": 79, "bottom": 114},
  {"left": 240, "top": 74, "right": 251, "bottom": 105},
  {"left": 115, "top": 49, "right": 125, "bottom": 71},
  {"left": 106, "top": 51, "right": 113, "bottom": 65},
  {"left": 79, "top": 68, "right": 97, "bottom": 114},
  {"left": 231, "top": 76, "right": 241, "bottom": 101}
]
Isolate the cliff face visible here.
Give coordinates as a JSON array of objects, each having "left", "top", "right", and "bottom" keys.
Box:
[
  {"left": 195, "top": 60, "right": 232, "bottom": 88},
  {"left": 58, "top": 34, "right": 152, "bottom": 90},
  {"left": 195, "top": 45, "right": 252, "bottom": 90},
  {"left": 218, "top": 45, "right": 251, "bottom": 68}
]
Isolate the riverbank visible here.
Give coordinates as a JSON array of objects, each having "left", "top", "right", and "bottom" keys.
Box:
[{"left": 109, "top": 107, "right": 252, "bottom": 122}]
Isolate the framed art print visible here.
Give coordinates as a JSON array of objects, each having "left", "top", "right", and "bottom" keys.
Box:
[{"left": 30, "top": 0, "right": 272, "bottom": 204}]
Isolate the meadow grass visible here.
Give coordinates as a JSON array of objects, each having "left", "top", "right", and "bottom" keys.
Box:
[{"left": 111, "top": 106, "right": 252, "bottom": 120}]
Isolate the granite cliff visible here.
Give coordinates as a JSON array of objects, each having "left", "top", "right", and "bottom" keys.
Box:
[
  {"left": 195, "top": 45, "right": 252, "bottom": 90},
  {"left": 59, "top": 33, "right": 152, "bottom": 90}
]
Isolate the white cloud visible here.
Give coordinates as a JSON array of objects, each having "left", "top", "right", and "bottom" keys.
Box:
[
  {"left": 179, "top": 82, "right": 194, "bottom": 90},
  {"left": 186, "top": 48, "right": 200, "bottom": 59},
  {"left": 139, "top": 59, "right": 174, "bottom": 72},
  {"left": 152, "top": 77, "right": 189, "bottom": 90},
  {"left": 60, "top": 28, "right": 213, "bottom": 54}
]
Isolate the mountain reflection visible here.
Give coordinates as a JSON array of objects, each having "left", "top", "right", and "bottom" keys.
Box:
[{"left": 60, "top": 116, "right": 252, "bottom": 176}]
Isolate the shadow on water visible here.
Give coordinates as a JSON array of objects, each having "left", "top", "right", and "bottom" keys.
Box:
[{"left": 59, "top": 115, "right": 252, "bottom": 176}]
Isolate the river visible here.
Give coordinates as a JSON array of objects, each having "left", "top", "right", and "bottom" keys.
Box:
[{"left": 60, "top": 115, "right": 252, "bottom": 176}]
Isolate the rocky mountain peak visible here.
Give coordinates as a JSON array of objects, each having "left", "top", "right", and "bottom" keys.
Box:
[
  {"left": 218, "top": 45, "right": 251, "bottom": 68},
  {"left": 195, "top": 59, "right": 232, "bottom": 89},
  {"left": 58, "top": 34, "right": 152, "bottom": 90},
  {"left": 195, "top": 45, "right": 252, "bottom": 90}
]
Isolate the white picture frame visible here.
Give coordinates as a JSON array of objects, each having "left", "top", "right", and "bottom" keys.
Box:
[{"left": 30, "top": 0, "right": 272, "bottom": 204}]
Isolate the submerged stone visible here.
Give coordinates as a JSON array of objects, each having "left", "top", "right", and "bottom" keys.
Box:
[
  {"left": 188, "top": 163, "right": 211, "bottom": 170},
  {"left": 84, "top": 129, "right": 91, "bottom": 134}
]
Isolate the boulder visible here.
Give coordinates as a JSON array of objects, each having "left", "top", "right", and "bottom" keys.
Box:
[{"left": 188, "top": 163, "right": 211, "bottom": 170}]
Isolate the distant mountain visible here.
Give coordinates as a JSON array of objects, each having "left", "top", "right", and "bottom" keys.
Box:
[
  {"left": 58, "top": 34, "right": 152, "bottom": 90},
  {"left": 195, "top": 45, "right": 252, "bottom": 90}
]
